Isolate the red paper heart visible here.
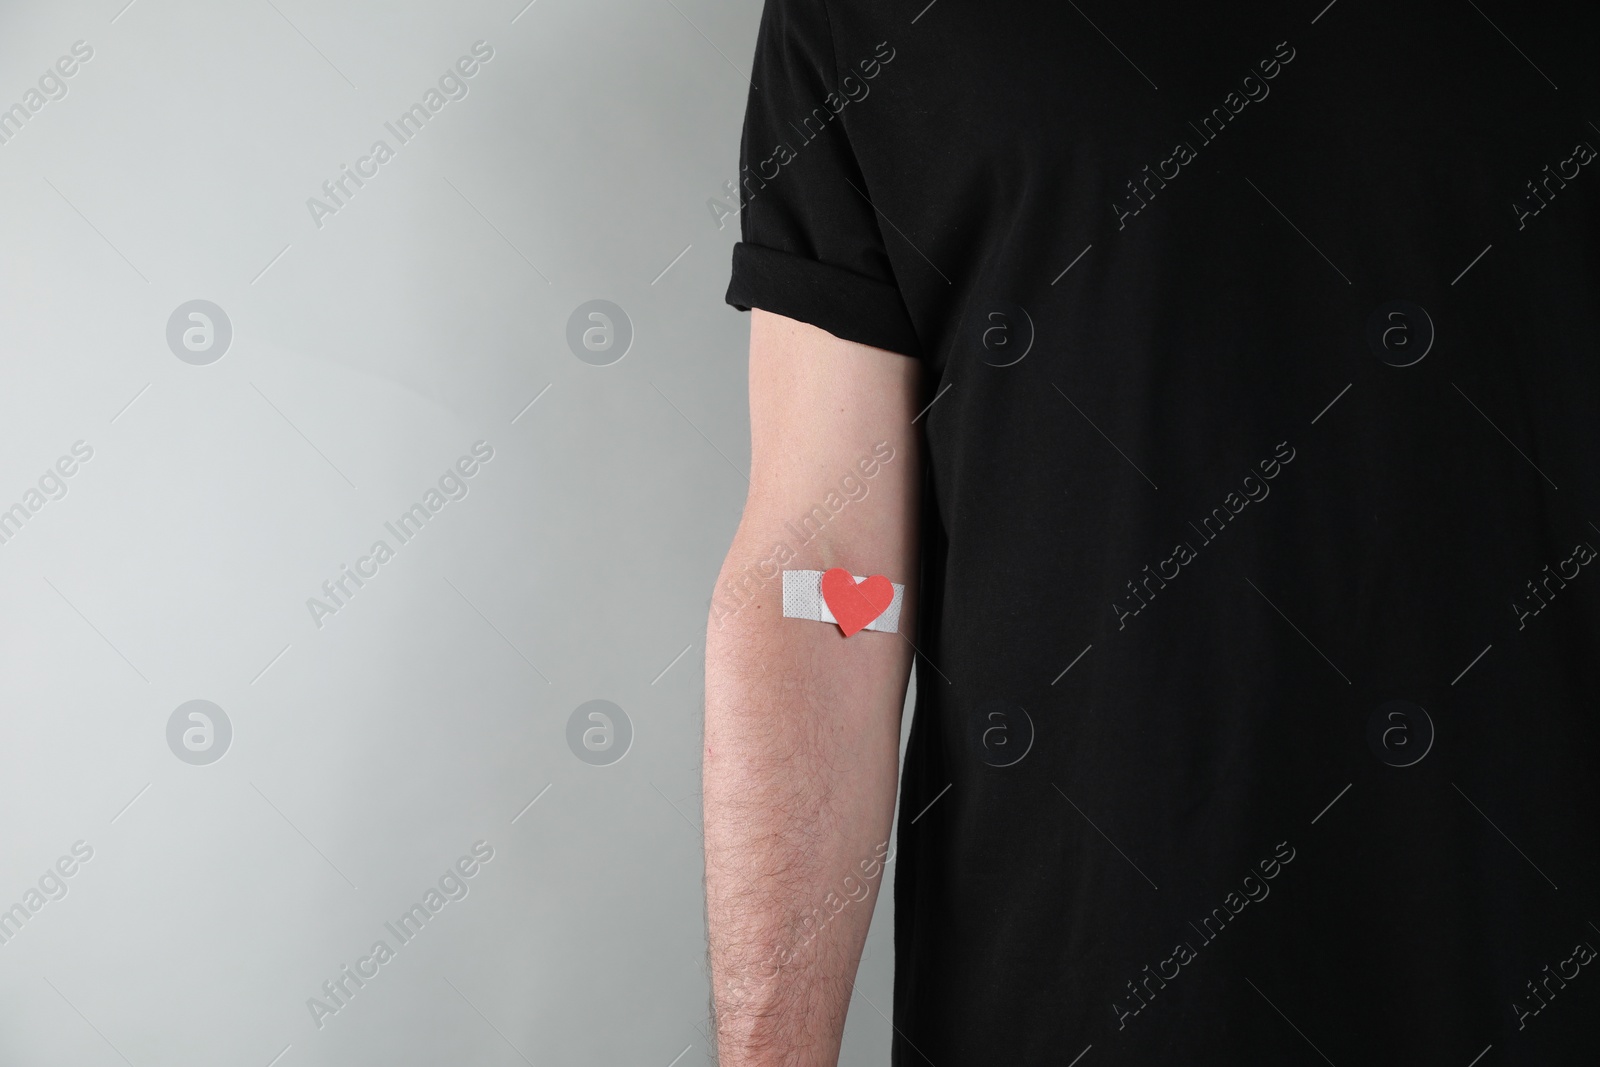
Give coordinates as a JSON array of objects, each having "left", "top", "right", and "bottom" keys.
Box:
[{"left": 821, "top": 568, "right": 894, "bottom": 637}]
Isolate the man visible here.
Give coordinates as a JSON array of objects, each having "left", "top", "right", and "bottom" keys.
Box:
[{"left": 703, "top": 1, "right": 1600, "bottom": 1063}]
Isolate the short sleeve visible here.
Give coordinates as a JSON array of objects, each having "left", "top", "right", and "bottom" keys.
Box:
[{"left": 724, "top": 0, "right": 922, "bottom": 357}]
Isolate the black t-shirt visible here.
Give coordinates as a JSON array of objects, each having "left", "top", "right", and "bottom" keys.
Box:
[{"left": 725, "top": 2, "right": 1600, "bottom": 1063}]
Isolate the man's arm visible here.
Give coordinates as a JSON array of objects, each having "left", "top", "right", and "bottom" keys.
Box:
[{"left": 704, "top": 309, "right": 921, "bottom": 1066}]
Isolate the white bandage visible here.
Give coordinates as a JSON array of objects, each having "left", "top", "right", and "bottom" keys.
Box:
[{"left": 781, "top": 569, "right": 905, "bottom": 634}]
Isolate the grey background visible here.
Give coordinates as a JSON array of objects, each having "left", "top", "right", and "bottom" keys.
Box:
[{"left": 0, "top": 1, "right": 914, "bottom": 1064}]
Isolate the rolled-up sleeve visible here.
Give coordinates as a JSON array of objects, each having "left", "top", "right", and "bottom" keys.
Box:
[{"left": 724, "top": 0, "right": 921, "bottom": 358}]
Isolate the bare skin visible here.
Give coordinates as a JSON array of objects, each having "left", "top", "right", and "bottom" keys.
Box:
[{"left": 703, "top": 309, "right": 921, "bottom": 1066}]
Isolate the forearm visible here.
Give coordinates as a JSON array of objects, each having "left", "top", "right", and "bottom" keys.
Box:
[{"left": 703, "top": 522, "right": 912, "bottom": 1066}]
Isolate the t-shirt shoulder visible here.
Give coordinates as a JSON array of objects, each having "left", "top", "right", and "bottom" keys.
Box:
[{"left": 722, "top": 0, "right": 922, "bottom": 357}]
